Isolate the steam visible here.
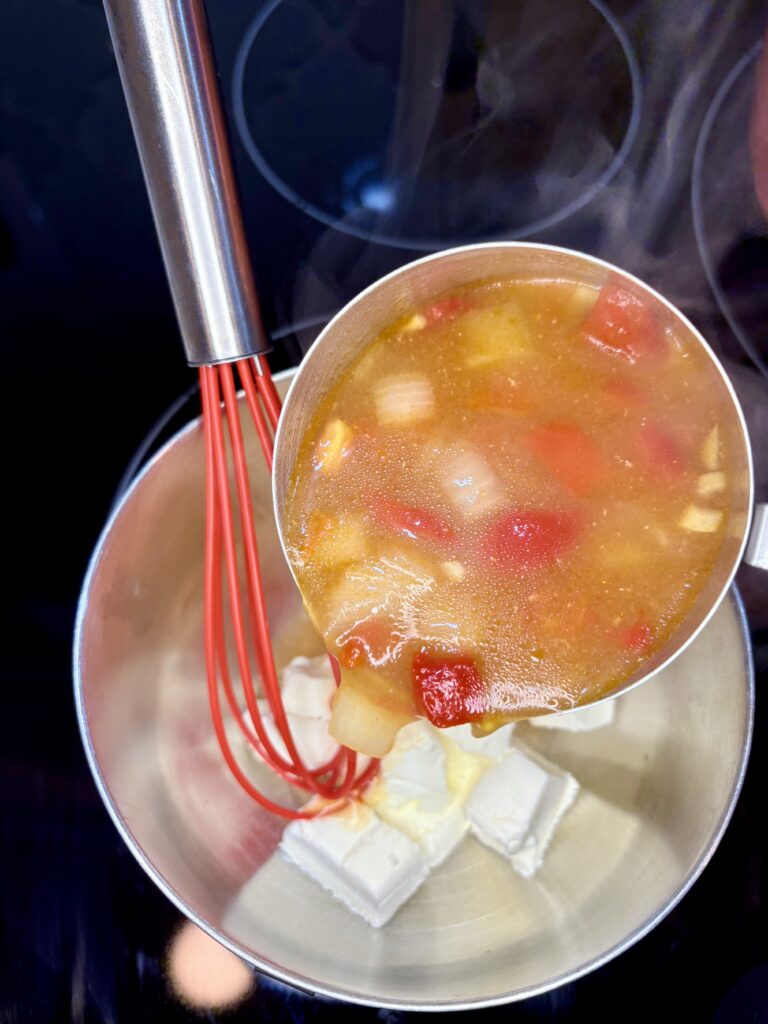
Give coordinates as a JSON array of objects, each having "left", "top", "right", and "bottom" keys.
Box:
[
  {"left": 601, "top": 0, "right": 762, "bottom": 313},
  {"left": 250, "top": 0, "right": 768, "bottom": 345}
]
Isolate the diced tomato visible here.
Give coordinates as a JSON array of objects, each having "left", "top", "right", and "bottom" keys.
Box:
[
  {"left": 369, "top": 495, "right": 456, "bottom": 544},
  {"left": 603, "top": 377, "right": 645, "bottom": 408},
  {"left": 423, "top": 295, "right": 472, "bottom": 326},
  {"left": 583, "top": 280, "right": 668, "bottom": 362},
  {"left": 635, "top": 424, "right": 686, "bottom": 480},
  {"left": 412, "top": 651, "right": 487, "bottom": 727},
  {"left": 526, "top": 422, "right": 606, "bottom": 496},
  {"left": 617, "top": 622, "right": 653, "bottom": 654},
  {"left": 483, "top": 509, "right": 581, "bottom": 569},
  {"left": 336, "top": 637, "right": 369, "bottom": 670},
  {"left": 336, "top": 619, "right": 392, "bottom": 670}
]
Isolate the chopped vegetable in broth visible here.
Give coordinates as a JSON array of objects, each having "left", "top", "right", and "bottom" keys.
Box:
[{"left": 283, "top": 275, "right": 736, "bottom": 756}]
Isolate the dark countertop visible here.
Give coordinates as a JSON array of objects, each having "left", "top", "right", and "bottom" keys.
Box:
[{"left": 2, "top": 0, "right": 767, "bottom": 1020}]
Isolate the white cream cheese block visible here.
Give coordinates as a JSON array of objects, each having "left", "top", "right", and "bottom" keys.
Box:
[
  {"left": 244, "top": 654, "right": 338, "bottom": 772},
  {"left": 278, "top": 654, "right": 336, "bottom": 718},
  {"left": 364, "top": 720, "right": 486, "bottom": 867},
  {"left": 465, "top": 743, "right": 579, "bottom": 878},
  {"left": 253, "top": 699, "right": 339, "bottom": 772},
  {"left": 277, "top": 655, "right": 372, "bottom": 778},
  {"left": 363, "top": 721, "right": 466, "bottom": 867},
  {"left": 441, "top": 722, "right": 515, "bottom": 758},
  {"left": 529, "top": 699, "right": 616, "bottom": 732},
  {"left": 280, "top": 802, "right": 430, "bottom": 927}
]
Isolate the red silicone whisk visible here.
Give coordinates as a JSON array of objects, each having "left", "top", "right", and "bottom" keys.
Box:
[
  {"left": 200, "top": 358, "right": 378, "bottom": 816},
  {"left": 103, "top": 0, "right": 377, "bottom": 817}
]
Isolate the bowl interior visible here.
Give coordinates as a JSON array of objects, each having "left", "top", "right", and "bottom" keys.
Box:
[{"left": 76, "top": 376, "right": 752, "bottom": 1009}]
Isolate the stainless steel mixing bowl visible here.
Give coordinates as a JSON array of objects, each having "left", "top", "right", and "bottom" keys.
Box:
[
  {"left": 274, "top": 243, "right": 755, "bottom": 715},
  {"left": 75, "top": 370, "right": 754, "bottom": 1010}
]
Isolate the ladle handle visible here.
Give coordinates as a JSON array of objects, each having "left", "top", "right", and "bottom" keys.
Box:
[{"left": 102, "top": 0, "right": 269, "bottom": 365}]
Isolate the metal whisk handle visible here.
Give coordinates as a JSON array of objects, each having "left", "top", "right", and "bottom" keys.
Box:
[{"left": 103, "top": 0, "right": 270, "bottom": 365}]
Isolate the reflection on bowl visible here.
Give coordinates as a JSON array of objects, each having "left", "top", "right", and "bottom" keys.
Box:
[{"left": 166, "top": 921, "right": 254, "bottom": 1010}]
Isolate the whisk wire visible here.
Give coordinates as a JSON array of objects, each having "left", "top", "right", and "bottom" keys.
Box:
[
  {"left": 254, "top": 356, "right": 283, "bottom": 429},
  {"left": 200, "top": 361, "right": 376, "bottom": 819},
  {"left": 202, "top": 368, "right": 318, "bottom": 818},
  {"left": 237, "top": 360, "right": 274, "bottom": 472},
  {"left": 203, "top": 366, "right": 298, "bottom": 777},
  {"left": 219, "top": 364, "right": 324, "bottom": 785}
]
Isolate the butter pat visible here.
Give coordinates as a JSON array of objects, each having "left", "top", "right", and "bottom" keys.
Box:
[
  {"left": 364, "top": 721, "right": 471, "bottom": 867},
  {"left": 529, "top": 700, "right": 615, "bottom": 732},
  {"left": 281, "top": 803, "right": 430, "bottom": 927},
  {"left": 439, "top": 722, "right": 514, "bottom": 795},
  {"left": 466, "top": 744, "right": 579, "bottom": 878}
]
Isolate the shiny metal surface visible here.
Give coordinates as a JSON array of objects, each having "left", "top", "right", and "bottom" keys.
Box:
[
  {"left": 75, "top": 371, "right": 753, "bottom": 1010},
  {"left": 274, "top": 242, "right": 755, "bottom": 715},
  {"left": 745, "top": 502, "right": 768, "bottom": 569},
  {"left": 102, "top": 0, "right": 269, "bottom": 365}
]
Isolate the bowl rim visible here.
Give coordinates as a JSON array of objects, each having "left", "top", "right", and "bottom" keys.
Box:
[
  {"left": 272, "top": 240, "right": 756, "bottom": 719},
  {"left": 74, "top": 361, "right": 755, "bottom": 1011}
]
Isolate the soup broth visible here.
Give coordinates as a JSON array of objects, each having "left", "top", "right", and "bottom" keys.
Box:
[{"left": 283, "top": 275, "right": 736, "bottom": 755}]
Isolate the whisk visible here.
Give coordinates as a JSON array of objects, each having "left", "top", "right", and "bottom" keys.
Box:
[{"left": 103, "top": 0, "right": 377, "bottom": 817}]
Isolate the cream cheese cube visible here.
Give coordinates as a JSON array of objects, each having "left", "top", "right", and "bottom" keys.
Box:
[
  {"left": 279, "top": 655, "right": 336, "bottom": 719},
  {"left": 373, "top": 720, "right": 448, "bottom": 812},
  {"left": 529, "top": 700, "right": 615, "bottom": 732},
  {"left": 244, "top": 655, "right": 338, "bottom": 772},
  {"left": 465, "top": 744, "right": 579, "bottom": 878},
  {"left": 280, "top": 803, "right": 430, "bottom": 927},
  {"left": 364, "top": 721, "right": 472, "bottom": 867},
  {"left": 442, "top": 722, "right": 515, "bottom": 757},
  {"left": 254, "top": 699, "right": 338, "bottom": 771},
  {"left": 439, "top": 722, "right": 514, "bottom": 796}
]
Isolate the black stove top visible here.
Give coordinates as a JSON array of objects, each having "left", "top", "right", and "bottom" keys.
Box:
[{"left": 2, "top": 0, "right": 767, "bottom": 1020}]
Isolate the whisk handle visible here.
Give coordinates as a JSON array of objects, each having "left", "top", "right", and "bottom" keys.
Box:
[{"left": 102, "top": 0, "right": 270, "bottom": 365}]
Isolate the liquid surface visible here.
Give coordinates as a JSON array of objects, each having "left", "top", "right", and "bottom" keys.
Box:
[{"left": 284, "top": 275, "right": 735, "bottom": 753}]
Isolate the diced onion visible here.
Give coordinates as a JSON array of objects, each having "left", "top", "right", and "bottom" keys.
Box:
[
  {"left": 563, "top": 283, "right": 600, "bottom": 322},
  {"left": 329, "top": 679, "right": 414, "bottom": 757},
  {"left": 441, "top": 447, "right": 505, "bottom": 518},
  {"left": 697, "top": 471, "right": 726, "bottom": 497},
  {"left": 375, "top": 374, "right": 435, "bottom": 427},
  {"left": 678, "top": 504, "right": 723, "bottom": 533},
  {"left": 462, "top": 306, "right": 532, "bottom": 368}
]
